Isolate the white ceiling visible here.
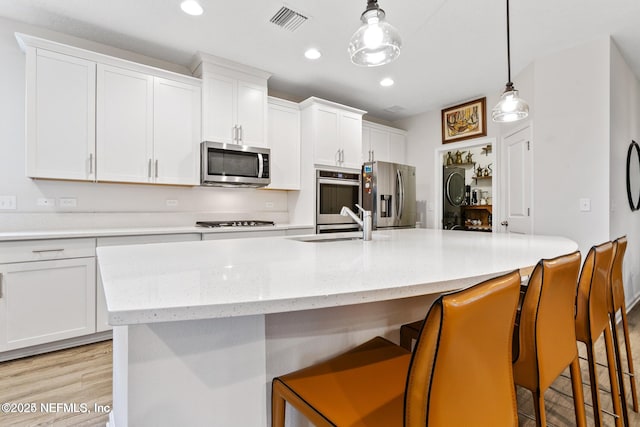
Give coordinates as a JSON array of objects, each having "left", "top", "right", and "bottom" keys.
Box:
[{"left": 1, "top": 0, "right": 639, "bottom": 121}]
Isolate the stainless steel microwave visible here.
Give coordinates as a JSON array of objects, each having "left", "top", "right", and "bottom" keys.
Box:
[{"left": 200, "top": 141, "right": 270, "bottom": 188}]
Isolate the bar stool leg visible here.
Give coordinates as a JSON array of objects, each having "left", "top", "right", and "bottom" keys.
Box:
[
  {"left": 532, "top": 389, "right": 546, "bottom": 427},
  {"left": 271, "top": 381, "right": 286, "bottom": 427},
  {"left": 570, "top": 356, "right": 587, "bottom": 427},
  {"left": 621, "top": 308, "right": 639, "bottom": 412},
  {"left": 604, "top": 327, "right": 624, "bottom": 427},
  {"left": 586, "top": 341, "right": 604, "bottom": 427},
  {"left": 610, "top": 313, "right": 631, "bottom": 426}
]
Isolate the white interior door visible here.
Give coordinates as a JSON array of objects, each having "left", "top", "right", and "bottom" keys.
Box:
[{"left": 502, "top": 126, "right": 533, "bottom": 234}]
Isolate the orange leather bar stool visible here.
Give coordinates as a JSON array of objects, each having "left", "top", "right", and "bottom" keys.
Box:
[
  {"left": 575, "top": 241, "right": 624, "bottom": 426},
  {"left": 609, "top": 236, "right": 638, "bottom": 423},
  {"left": 272, "top": 270, "right": 521, "bottom": 427},
  {"left": 512, "top": 251, "right": 587, "bottom": 426},
  {"left": 400, "top": 268, "right": 533, "bottom": 351}
]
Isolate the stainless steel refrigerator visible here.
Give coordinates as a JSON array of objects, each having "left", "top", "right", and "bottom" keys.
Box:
[{"left": 362, "top": 161, "right": 416, "bottom": 229}]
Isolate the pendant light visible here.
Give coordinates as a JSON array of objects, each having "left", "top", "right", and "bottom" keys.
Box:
[
  {"left": 348, "top": 0, "right": 402, "bottom": 67},
  {"left": 492, "top": 0, "right": 529, "bottom": 123}
]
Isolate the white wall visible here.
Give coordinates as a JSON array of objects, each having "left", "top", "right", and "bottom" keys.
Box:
[
  {"left": 395, "top": 93, "right": 502, "bottom": 229},
  {"left": 610, "top": 40, "right": 640, "bottom": 305},
  {"left": 0, "top": 17, "right": 289, "bottom": 230},
  {"left": 532, "top": 37, "right": 611, "bottom": 254}
]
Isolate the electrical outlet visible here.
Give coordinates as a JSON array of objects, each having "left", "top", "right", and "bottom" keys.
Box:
[
  {"left": 579, "top": 198, "right": 591, "bottom": 212},
  {"left": 265, "top": 202, "right": 274, "bottom": 209},
  {"left": 0, "top": 195, "right": 16, "bottom": 210},
  {"left": 37, "top": 198, "right": 55, "bottom": 207},
  {"left": 166, "top": 199, "right": 178, "bottom": 207},
  {"left": 58, "top": 197, "right": 77, "bottom": 208}
]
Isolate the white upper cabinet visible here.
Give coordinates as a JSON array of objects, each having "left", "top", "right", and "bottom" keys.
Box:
[
  {"left": 97, "top": 65, "right": 154, "bottom": 183},
  {"left": 96, "top": 68, "right": 201, "bottom": 186},
  {"left": 18, "top": 33, "right": 201, "bottom": 186},
  {"left": 300, "top": 97, "right": 366, "bottom": 170},
  {"left": 362, "top": 121, "right": 407, "bottom": 164},
  {"left": 25, "top": 48, "right": 96, "bottom": 181},
  {"left": 267, "top": 97, "right": 300, "bottom": 190},
  {"left": 193, "top": 53, "right": 270, "bottom": 148},
  {"left": 153, "top": 77, "right": 201, "bottom": 185}
]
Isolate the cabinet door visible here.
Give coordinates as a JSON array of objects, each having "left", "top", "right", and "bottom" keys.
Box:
[
  {"left": 361, "top": 126, "right": 371, "bottom": 163},
  {"left": 339, "top": 111, "right": 363, "bottom": 169},
  {"left": 267, "top": 101, "right": 300, "bottom": 189},
  {"left": 26, "top": 49, "right": 96, "bottom": 181},
  {"left": 153, "top": 78, "right": 201, "bottom": 185},
  {"left": 202, "top": 74, "right": 236, "bottom": 144},
  {"left": 369, "top": 128, "right": 390, "bottom": 162},
  {"left": 388, "top": 132, "right": 407, "bottom": 164},
  {"left": 96, "top": 65, "right": 154, "bottom": 183},
  {"left": 237, "top": 80, "right": 267, "bottom": 147},
  {"left": 313, "top": 106, "right": 341, "bottom": 166},
  {"left": 0, "top": 258, "right": 96, "bottom": 351}
]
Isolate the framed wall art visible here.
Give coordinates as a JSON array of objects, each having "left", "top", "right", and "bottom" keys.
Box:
[{"left": 441, "top": 97, "right": 487, "bottom": 144}]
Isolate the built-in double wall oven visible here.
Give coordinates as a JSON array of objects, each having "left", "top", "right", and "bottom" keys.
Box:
[{"left": 316, "top": 169, "right": 361, "bottom": 233}]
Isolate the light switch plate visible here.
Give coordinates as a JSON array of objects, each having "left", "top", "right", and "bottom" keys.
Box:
[
  {"left": 0, "top": 195, "right": 16, "bottom": 210},
  {"left": 579, "top": 198, "right": 591, "bottom": 212}
]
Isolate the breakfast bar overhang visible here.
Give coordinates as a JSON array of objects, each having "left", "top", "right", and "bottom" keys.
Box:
[{"left": 97, "top": 228, "right": 578, "bottom": 427}]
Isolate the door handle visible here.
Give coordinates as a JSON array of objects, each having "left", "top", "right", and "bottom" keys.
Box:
[
  {"left": 148, "top": 158, "right": 153, "bottom": 178},
  {"left": 239, "top": 125, "right": 243, "bottom": 143},
  {"left": 232, "top": 126, "right": 237, "bottom": 143},
  {"left": 89, "top": 153, "right": 94, "bottom": 175},
  {"left": 501, "top": 220, "right": 509, "bottom": 227},
  {"left": 155, "top": 159, "right": 159, "bottom": 178},
  {"left": 0, "top": 273, "right": 3, "bottom": 298}
]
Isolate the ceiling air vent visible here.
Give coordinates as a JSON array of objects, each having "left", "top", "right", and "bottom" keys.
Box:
[
  {"left": 384, "top": 105, "right": 406, "bottom": 114},
  {"left": 269, "top": 6, "right": 308, "bottom": 31}
]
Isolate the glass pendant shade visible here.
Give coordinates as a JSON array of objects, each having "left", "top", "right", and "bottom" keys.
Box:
[
  {"left": 349, "top": 6, "right": 401, "bottom": 67},
  {"left": 492, "top": 0, "right": 529, "bottom": 123},
  {"left": 492, "top": 84, "right": 529, "bottom": 123}
]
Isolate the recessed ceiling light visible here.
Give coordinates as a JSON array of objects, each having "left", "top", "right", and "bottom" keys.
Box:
[
  {"left": 380, "top": 78, "right": 394, "bottom": 87},
  {"left": 181, "top": 0, "right": 204, "bottom": 16},
  {"left": 304, "top": 48, "right": 322, "bottom": 60}
]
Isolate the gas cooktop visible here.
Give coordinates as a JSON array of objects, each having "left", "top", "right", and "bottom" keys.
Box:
[{"left": 196, "top": 220, "right": 275, "bottom": 228}]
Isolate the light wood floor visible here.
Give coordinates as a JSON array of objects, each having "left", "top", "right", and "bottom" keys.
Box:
[{"left": 0, "top": 305, "right": 638, "bottom": 426}]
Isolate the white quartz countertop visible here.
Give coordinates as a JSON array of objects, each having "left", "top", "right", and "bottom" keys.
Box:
[
  {"left": 97, "top": 229, "right": 578, "bottom": 326},
  {"left": 0, "top": 223, "right": 312, "bottom": 241}
]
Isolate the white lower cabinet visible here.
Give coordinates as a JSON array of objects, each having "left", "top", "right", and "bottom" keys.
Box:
[{"left": 0, "top": 239, "right": 96, "bottom": 352}]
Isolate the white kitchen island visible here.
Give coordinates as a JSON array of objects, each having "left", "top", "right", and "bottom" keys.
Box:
[{"left": 97, "top": 228, "right": 578, "bottom": 427}]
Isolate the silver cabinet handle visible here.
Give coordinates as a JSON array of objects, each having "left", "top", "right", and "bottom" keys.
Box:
[
  {"left": 371, "top": 150, "right": 374, "bottom": 162},
  {"left": 341, "top": 149, "right": 345, "bottom": 163},
  {"left": 148, "top": 158, "right": 153, "bottom": 178},
  {"left": 336, "top": 149, "right": 341, "bottom": 164},
  {"left": 89, "top": 153, "right": 94, "bottom": 174},
  {"left": 238, "top": 125, "right": 243, "bottom": 143},
  {"left": 32, "top": 248, "right": 64, "bottom": 253},
  {"left": 155, "top": 159, "right": 159, "bottom": 178},
  {"left": 0, "top": 273, "right": 3, "bottom": 299}
]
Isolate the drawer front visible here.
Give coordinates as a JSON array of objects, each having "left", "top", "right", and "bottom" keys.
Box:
[
  {"left": 0, "top": 238, "right": 96, "bottom": 264},
  {"left": 201, "top": 230, "right": 285, "bottom": 240}
]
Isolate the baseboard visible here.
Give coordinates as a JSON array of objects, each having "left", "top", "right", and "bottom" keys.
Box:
[{"left": 0, "top": 331, "right": 113, "bottom": 363}]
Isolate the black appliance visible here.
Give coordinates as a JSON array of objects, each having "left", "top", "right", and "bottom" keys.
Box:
[
  {"left": 443, "top": 166, "right": 465, "bottom": 230},
  {"left": 196, "top": 220, "right": 275, "bottom": 228}
]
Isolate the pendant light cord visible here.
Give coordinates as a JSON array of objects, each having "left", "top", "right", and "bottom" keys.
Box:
[{"left": 506, "top": 0, "right": 512, "bottom": 85}]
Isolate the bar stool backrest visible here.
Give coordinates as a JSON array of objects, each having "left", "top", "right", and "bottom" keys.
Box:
[
  {"left": 610, "top": 237, "right": 627, "bottom": 313},
  {"left": 575, "top": 241, "right": 615, "bottom": 343},
  {"left": 514, "top": 251, "right": 582, "bottom": 392},
  {"left": 404, "top": 270, "right": 521, "bottom": 427}
]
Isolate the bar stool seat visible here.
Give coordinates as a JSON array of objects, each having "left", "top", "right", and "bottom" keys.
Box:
[{"left": 272, "top": 270, "right": 522, "bottom": 427}]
